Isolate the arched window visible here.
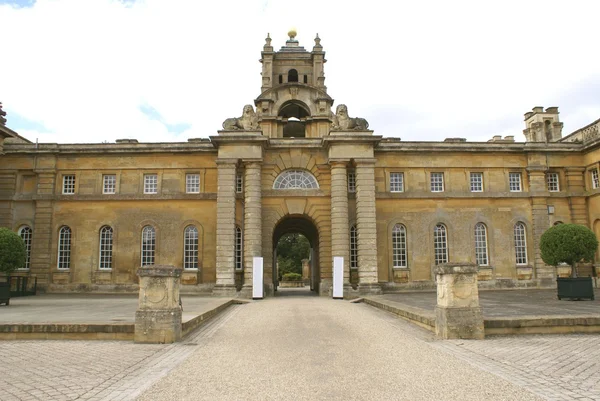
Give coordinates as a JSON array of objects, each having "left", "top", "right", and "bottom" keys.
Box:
[
  {"left": 235, "top": 226, "right": 243, "bottom": 271},
  {"left": 184, "top": 225, "right": 199, "bottom": 270},
  {"left": 288, "top": 69, "right": 298, "bottom": 82},
  {"left": 433, "top": 224, "right": 448, "bottom": 265},
  {"left": 273, "top": 170, "right": 319, "bottom": 189},
  {"left": 18, "top": 226, "right": 32, "bottom": 270},
  {"left": 350, "top": 225, "right": 358, "bottom": 269},
  {"left": 141, "top": 226, "right": 155, "bottom": 266},
  {"left": 392, "top": 224, "right": 407, "bottom": 268},
  {"left": 474, "top": 223, "right": 488, "bottom": 266},
  {"left": 553, "top": 221, "right": 563, "bottom": 226},
  {"left": 58, "top": 226, "right": 71, "bottom": 269},
  {"left": 514, "top": 222, "right": 527, "bottom": 265},
  {"left": 99, "top": 226, "right": 113, "bottom": 270}
]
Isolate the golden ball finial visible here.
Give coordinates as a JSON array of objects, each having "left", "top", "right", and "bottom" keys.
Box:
[{"left": 288, "top": 28, "right": 297, "bottom": 39}]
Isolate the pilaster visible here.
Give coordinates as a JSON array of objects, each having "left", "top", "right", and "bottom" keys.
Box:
[
  {"left": 329, "top": 160, "right": 350, "bottom": 289},
  {"left": 241, "top": 160, "right": 262, "bottom": 298},
  {"left": 355, "top": 159, "right": 381, "bottom": 294},
  {"left": 565, "top": 167, "right": 588, "bottom": 225},
  {"left": 213, "top": 159, "right": 237, "bottom": 296},
  {"left": 30, "top": 170, "right": 57, "bottom": 289},
  {"left": 527, "top": 167, "right": 552, "bottom": 280}
]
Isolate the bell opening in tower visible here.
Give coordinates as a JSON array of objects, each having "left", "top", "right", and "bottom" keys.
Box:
[{"left": 279, "top": 101, "right": 309, "bottom": 138}]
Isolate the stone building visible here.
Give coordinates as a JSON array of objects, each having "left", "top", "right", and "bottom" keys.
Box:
[{"left": 1, "top": 33, "right": 599, "bottom": 297}]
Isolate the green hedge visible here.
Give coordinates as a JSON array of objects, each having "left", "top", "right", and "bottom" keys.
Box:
[{"left": 281, "top": 272, "right": 303, "bottom": 281}]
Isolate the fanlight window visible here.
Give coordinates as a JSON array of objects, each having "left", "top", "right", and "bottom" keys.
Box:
[{"left": 273, "top": 170, "right": 319, "bottom": 189}]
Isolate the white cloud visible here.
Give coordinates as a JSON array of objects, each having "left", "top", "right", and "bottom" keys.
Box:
[{"left": 1, "top": 0, "right": 599, "bottom": 143}]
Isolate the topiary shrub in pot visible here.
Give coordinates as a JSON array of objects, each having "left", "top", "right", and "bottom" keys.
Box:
[
  {"left": 540, "top": 224, "right": 599, "bottom": 300},
  {"left": 0, "top": 227, "right": 27, "bottom": 305}
]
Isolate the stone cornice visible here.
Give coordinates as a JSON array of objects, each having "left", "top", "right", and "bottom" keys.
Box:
[
  {"left": 375, "top": 140, "right": 583, "bottom": 153},
  {"left": 4, "top": 142, "right": 216, "bottom": 155}
]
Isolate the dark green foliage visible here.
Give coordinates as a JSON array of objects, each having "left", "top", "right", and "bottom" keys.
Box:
[
  {"left": 282, "top": 272, "right": 302, "bottom": 281},
  {"left": 276, "top": 233, "right": 310, "bottom": 279},
  {"left": 0, "top": 228, "right": 27, "bottom": 274},
  {"left": 540, "top": 224, "right": 598, "bottom": 278}
]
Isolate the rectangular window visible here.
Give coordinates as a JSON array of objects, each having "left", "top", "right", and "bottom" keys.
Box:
[
  {"left": 235, "top": 227, "right": 243, "bottom": 270},
  {"left": 144, "top": 174, "right": 158, "bottom": 194},
  {"left": 592, "top": 169, "right": 599, "bottom": 189},
  {"left": 186, "top": 173, "right": 200, "bottom": 193},
  {"left": 103, "top": 175, "right": 116, "bottom": 194},
  {"left": 509, "top": 172, "right": 522, "bottom": 192},
  {"left": 350, "top": 226, "right": 358, "bottom": 269},
  {"left": 546, "top": 172, "right": 559, "bottom": 192},
  {"left": 430, "top": 172, "right": 444, "bottom": 192},
  {"left": 390, "top": 172, "right": 404, "bottom": 193},
  {"left": 470, "top": 172, "right": 483, "bottom": 192},
  {"left": 348, "top": 171, "right": 356, "bottom": 193},
  {"left": 62, "top": 175, "right": 75, "bottom": 194},
  {"left": 236, "top": 173, "right": 243, "bottom": 193}
]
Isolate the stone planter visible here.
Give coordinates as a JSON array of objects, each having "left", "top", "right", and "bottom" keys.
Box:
[
  {"left": 0, "top": 282, "right": 10, "bottom": 306},
  {"left": 279, "top": 281, "right": 305, "bottom": 288},
  {"left": 557, "top": 277, "right": 594, "bottom": 300}
]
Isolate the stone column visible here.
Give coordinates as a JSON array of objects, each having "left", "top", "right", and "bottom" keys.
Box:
[
  {"left": 240, "top": 161, "right": 262, "bottom": 298},
  {"left": 435, "top": 264, "right": 484, "bottom": 340},
  {"left": 329, "top": 160, "right": 351, "bottom": 291},
  {"left": 302, "top": 258, "right": 310, "bottom": 285},
  {"left": 527, "top": 168, "right": 552, "bottom": 283},
  {"left": 213, "top": 159, "right": 237, "bottom": 296},
  {"left": 355, "top": 159, "right": 381, "bottom": 295},
  {"left": 135, "top": 265, "right": 183, "bottom": 344},
  {"left": 31, "top": 169, "right": 57, "bottom": 290}
]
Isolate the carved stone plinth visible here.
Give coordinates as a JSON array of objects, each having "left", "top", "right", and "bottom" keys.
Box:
[
  {"left": 435, "top": 264, "right": 484, "bottom": 340},
  {"left": 135, "top": 265, "right": 183, "bottom": 344}
]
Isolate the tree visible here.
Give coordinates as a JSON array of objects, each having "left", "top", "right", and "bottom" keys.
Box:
[
  {"left": 0, "top": 228, "right": 27, "bottom": 275},
  {"left": 276, "top": 233, "right": 310, "bottom": 279},
  {"left": 540, "top": 224, "right": 599, "bottom": 278}
]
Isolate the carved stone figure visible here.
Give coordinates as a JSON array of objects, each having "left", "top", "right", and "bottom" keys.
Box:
[
  {"left": 331, "top": 104, "right": 369, "bottom": 130},
  {"left": 0, "top": 102, "right": 6, "bottom": 126},
  {"left": 222, "top": 105, "right": 260, "bottom": 130}
]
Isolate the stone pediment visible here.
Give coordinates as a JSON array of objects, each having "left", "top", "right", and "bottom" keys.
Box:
[{"left": 255, "top": 83, "right": 333, "bottom": 118}]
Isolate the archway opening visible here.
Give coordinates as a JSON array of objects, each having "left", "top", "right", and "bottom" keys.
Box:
[
  {"left": 278, "top": 101, "right": 310, "bottom": 138},
  {"left": 273, "top": 216, "right": 320, "bottom": 296}
]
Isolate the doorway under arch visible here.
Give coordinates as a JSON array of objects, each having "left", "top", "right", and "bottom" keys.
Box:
[{"left": 272, "top": 215, "right": 320, "bottom": 295}]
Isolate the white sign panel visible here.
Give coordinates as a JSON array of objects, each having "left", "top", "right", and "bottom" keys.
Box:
[
  {"left": 333, "top": 256, "right": 344, "bottom": 299},
  {"left": 252, "top": 257, "right": 264, "bottom": 299}
]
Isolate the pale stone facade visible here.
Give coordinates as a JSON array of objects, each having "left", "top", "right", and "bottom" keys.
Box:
[{"left": 1, "top": 34, "right": 600, "bottom": 298}]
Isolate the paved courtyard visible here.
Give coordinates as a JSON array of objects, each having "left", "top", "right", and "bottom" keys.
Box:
[{"left": 2, "top": 293, "right": 600, "bottom": 400}]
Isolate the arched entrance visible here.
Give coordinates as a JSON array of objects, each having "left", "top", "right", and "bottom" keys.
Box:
[{"left": 272, "top": 215, "right": 320, "bottom": 295}]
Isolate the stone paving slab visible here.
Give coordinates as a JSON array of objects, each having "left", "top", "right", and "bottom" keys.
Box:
[
  {"left": 378, "top": 289, "right": 600, "bottom": 318},
  {"left": 0, "top": 294, "right": 232, "bottom": 324}
]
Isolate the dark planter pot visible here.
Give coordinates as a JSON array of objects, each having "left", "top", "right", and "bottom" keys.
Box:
[
  {"left": 557, "top": 277, "right": 594, "bottom": 301},
  {"left": 0, "top": 282, "right": 10, "bottom": 306}
]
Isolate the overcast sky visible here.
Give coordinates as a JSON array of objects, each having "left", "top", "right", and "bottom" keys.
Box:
[{"left": 1, "top": 0, "right": 599, "bottom": 144}]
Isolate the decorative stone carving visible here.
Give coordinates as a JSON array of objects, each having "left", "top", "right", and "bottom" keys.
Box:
[
  {"left": 222, "top": 105, "right": 260, "bottom": 130},
  {"left": 331, "top": 104, "right": 369, "bottom": 131},
  {"left": 0, "top": 102, "right": 6, "bottom": 126}
]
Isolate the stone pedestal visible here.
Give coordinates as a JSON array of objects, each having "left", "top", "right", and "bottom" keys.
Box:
[
  {"left": 435, "top": 263, "right": 484, "bottom": 340},
  {"left": 135, "top": 265, "right": 183, "bottom": 344},
  {"left": 301, "top": 258, "right": 310, "bottom": 285}
]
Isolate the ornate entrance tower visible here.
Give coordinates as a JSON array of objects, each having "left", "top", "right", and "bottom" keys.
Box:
[{"left": 212, "top": 32, "right": 382, "bottom": 297}]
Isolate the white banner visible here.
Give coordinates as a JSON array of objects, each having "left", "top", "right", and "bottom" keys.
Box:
[
  {"left": 252, "top": 257, "right": 264, "bottom": 299},
  {"left": 333, "top": 256, "right": 343, "bottom": 299}
]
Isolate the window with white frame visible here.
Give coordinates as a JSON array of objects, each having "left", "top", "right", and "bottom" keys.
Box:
[
  {"left": 430, "top": 172, "right": 444, "bottom": 192},
  {"left": 235, "top": 226, "right": 243, "bottom": 270},
  {"left": 141, "top": 226, "right": 155, "bottom": 266},
  {"left": 62, "top": 175, "right": 75, "bottom": 194},
  {"left": 99, "top": 226, "right": 113, "bottom": 269},
  {"left": 236, "top": 173, "right": 244, "bottom": 193},
  {"left": 392, "top": 224, "right": 407, "bottom": 268},
  {"left": 514, "top": 222, "right": 527, "bottom": 265},
  {"left": 474, "top": 223, "right": 489, "bottom": 266},
  {"left": 348, "top": 171, "right": 356, "bottom": 193},
  {"left": 592, "top": 169, "right": 599, "bottom": 189},
  {"left": 18, "top": 226, "right": 32, "bottom": 270},
  {"left": 273, "top": 170, "right": 319, "bottom": 189},
  {"left": 350, "top": 225, "right": 358, "bottom": 269},
  {"left": 58, "top": 226, "right": 71, "bottom": 269},
  {"left": 103, "top": 175, "right": 116, "bottom": 194},
  {"left": 509, "top": 172, "right": 522, "bottom": 192},
  {"left": 184, "top": 225, "right": 199, "bottom": 269},
  {"left": 470, "top": 172, "right": 483, "bottom": 192},
  {"left": 186, "top": 173, "right": 200, "bottom": 193},
  {"left": 547, "top": 173, "right": 559, "bottom": 192},
  {"left": 433, "top": 224, "right": 448, "bottom": 265},
  {"left": 144, "top": 174, "right": 158, "bottom": 194},
  {"left": 390, "top": 172, "right": 404, "bottom": 193}
]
